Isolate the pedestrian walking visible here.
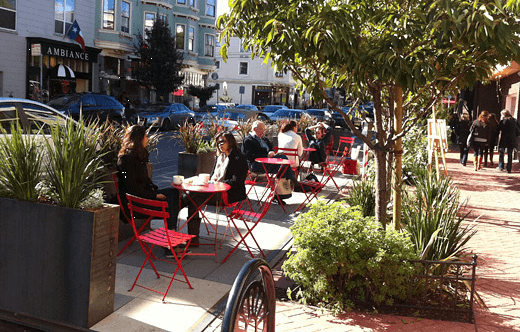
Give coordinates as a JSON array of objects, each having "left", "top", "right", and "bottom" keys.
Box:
[
  {"left": 497, "top": 110, "right": 520, "bottom": 173},
  {"left": 455, "top": 112, "right": 471, "bottom": 166},
  {"left": 484, "top": 112, "right": 499, "bottom": 167},
  {"left": 467, "top": 110, "right": 490, "bottom": 171}
]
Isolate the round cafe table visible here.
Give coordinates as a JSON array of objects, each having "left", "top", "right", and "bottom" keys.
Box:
[
  {"left": 172, "top": 181, "right": 230, "bottom": 261},
  {"left": 254, "top": 157, "right": 294, "bottom": 212}
]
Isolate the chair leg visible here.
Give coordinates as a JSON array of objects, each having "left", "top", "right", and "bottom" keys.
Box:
[{"left": 117, "top": 219, "right": 151, "bottom": 257}]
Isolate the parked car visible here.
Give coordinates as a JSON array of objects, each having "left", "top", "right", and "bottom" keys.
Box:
[
  {"left": 1, "top": 98, "right": 74, "bottom": 134},
  {"left": 47, "top": 93, "right": 125, "bottom": 122},
  {"left": 235, "top": 104, "right": 259, "bottom": 111},
  {"left": 261, "top": 105, "right": 287, "bottom": 115},
  {"left": 268, "top": 109, "right": 305, "bottom": 122},
  {"left": 202, "top": 108, "right": 270, "bottom": 132},
  {"left": 303, "top": 108, "right": 334, "bottom": 125},
  {"left": 134, "top": 103, "right": 195, "bottom": 130},
  {"left": 332, "top": 106, "right": 363, "bottom": 129},
  {"left": 194, "top": 104, "right": 229, "bottom": 122}
]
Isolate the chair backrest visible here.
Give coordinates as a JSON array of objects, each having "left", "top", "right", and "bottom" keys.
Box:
[
  {"left": 125, "top": 193, "right": 173, "bottom": 247},
  {"left": 332, "top": 136, "right": 354, "bottom": 163},
  {"left": 112, "top": 173, "right": 132, "bottom": 223},
  {"left": 325, "top": 135, "right": 334, "bottom": 157},
  {"left": 274, "top": 147, "right": 299, "bottom": 165}
]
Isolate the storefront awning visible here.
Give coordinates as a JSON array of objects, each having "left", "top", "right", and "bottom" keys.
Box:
[{"left": 50, "top": 64, "right": 75, "bottom": 79}]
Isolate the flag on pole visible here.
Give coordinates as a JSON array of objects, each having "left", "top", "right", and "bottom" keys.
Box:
[{"left": 66, "top": 20, "right": 86, "bottom": 52}]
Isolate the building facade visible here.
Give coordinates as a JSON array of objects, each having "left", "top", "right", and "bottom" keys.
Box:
[
  {"left": 0, "top": 0, "right": 100, "bottom": 100},
  {"left": 0, "top": 0, "right": 216, "bottom": 102},
  {"left": 208, "top": 37, "right": 300, "bottom": 108},
  {"left": 94, "top": 0, "right": 217, "bottom": 103}
]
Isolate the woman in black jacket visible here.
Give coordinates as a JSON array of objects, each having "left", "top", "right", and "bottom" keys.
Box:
[
  {"left": 455, "top": 113, "right": 471, "bottom": 166},
  {"left": 497, "top": 110, "right": 520, "bottom": 173},
  {"left": 117, "top": 125, "right": 178, "bottom": 230},
  {"left": 468, "top": 110, "right": 490, "bottom": 171}
]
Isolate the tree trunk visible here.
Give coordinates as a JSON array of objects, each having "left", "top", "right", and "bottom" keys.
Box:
[
  {"left": 374, "top": 149, "right": 388, "bottom": 229},
  {"left": 392, "top": 86, "right": 403, "bottom": 229}
]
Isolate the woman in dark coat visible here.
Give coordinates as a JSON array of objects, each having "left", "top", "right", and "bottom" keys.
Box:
[
  {"left": 117, "top": 125, "right": 179, "bottom": 229},
  {"left": 497, "top": 110, "right": 520, "bottom": 173},
  {"left": 484, "top": 113, "right": 499, "bottom": 167},
  {"left": 468, "top": 110, "right": 490, "bottom": 171},
  {"left": 455, "top": 113, "right": 471, "bottom": 166}
]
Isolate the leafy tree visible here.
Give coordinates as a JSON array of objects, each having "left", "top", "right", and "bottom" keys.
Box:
[
  {"left": 187, "top": 85, "right": 218, "bottom": 107},
  {"left": 218, "top": 0, "right": 520, "bottom": 226},
  {"left": 134, "top": 17, "right": 184, "bottom": 102}
]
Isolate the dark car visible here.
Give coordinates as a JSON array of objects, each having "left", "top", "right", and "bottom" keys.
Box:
[
  {"left": 260, "top": 105, "right": 287, "bottom": 115},
  {"left": 134, "top": 103, "right": 195, "bottom": 130},
  {"left": 235, "top": 104, "right": 259, "bottom": 111},
  {"left": 202, "top": 108, "right": 270, "bottom": 131},
  {"left": 304, "top": 108, "right": 334, "bottom": 125},
  {"left": 333, "top": 106, "right": 363, "bottom": 129},
  {"left": 194, "top": 104, "right": 228, "bottom": 122},
  {"left": 268, "top": 109, "right": 305, "bottom": 122},
  {"left": 47, "top": 93, "right": 125, "bottom": 122}
]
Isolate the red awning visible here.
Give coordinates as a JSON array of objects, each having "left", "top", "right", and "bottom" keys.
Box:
[
  {"left": 442, "top": 98, "right": 456, "bottom": 104},
  {"left": 173, "top": 89, "right": 184, "bottom": 96}
]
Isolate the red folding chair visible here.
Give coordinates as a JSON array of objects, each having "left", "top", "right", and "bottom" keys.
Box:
[
  {"left": 113, "top": 173, "right": 150, "bottom": 258},
  {"left": 275, "top": 147, "right": 300, "bottom": 178},
  {"left": 126, "top": 193, "right": 195, "bottom": 302},
  {"left": 330, "top": 136, "right": 354, "bottom": 164},
  {"left": 220, "top": 190, "right": 273, "bottom": 263},
  {"left": 245, "top": 170, "right": 268, "bottom": 209},
  {"left": 324, "top": 136, "right": 354, "bottom": 190}
]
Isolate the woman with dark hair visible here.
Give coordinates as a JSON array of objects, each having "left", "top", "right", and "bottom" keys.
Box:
[
  {"left": 497, "top": 110, "right": 520, "bottom": 173},
  {"left": 117, "top": 125, "right": 178, "bottom": 229},
  {"left": 277, "top": 120, "right": 303, "bottom": 164},
  {"left": 455, "top": 112, "right": 471, "bottom": 166},
  {"left": 484, "top": 113, "right": 499, "bottom": 166},
  {"left": 181, "top": 131, "right": 249, "bottom": 248},
  {"left": 468, "top": 110, "right": 490, "bottom": 171}
]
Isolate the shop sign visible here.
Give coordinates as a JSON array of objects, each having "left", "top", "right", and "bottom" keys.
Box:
[
  {"left": 40, "top": 44, "right": 97, "bottom": 62},
  {"left": 31, "top": 44, "right": 41, "bottom": 56},
  {"left": 255, "top": 85, "right": 271, "bottom": 91}
]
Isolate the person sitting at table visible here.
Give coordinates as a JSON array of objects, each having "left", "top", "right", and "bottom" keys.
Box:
[
  {"left": 305, "top": 121, "right": 332, "bottom": 168},
  {"left": 277, "top": 120, "right": 303, "bottom": 165},
  {"left": 182, "top": 131, "right": 249, "bottom": 246},
  {"left": 117, "top": 125, "right": 179, "bottom": 231},
  {"left": 242, "top": 120, "right": 297, "bottom": 183}
]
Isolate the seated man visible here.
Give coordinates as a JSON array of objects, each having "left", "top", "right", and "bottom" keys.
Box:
[
  {"left": 242, "top": 120, "right": 296, "bottom": 182},
  {"left": 305, "top": 122, "right": 332, "bottom": 167}
]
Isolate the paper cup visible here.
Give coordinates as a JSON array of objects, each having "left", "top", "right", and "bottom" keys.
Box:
[
  {"left": 173, "top": 175, "right": 184, "bottom": 185},
  {"left": 199, "top": 173, "right": 210, "bottom": 183}
]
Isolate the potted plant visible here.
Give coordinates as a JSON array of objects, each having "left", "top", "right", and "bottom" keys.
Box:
[
  {"left": 0, "top": 117, "right": 120, "bottom": 328},
  {"left": 175, "top": 120, "right": 219, "bottom": 177}
]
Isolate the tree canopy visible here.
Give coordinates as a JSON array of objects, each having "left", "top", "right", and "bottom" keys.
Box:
[
  {"left": 134, "top": 17, "right": 184, "bottom": 102},
  {"left": 219, "top": 0, "right": 520, "bottom": 224},
  {"left": 187, "top": 85, "right": 218, "bottom": 107}
]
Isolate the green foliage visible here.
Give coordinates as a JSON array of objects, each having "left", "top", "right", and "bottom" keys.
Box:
[
  {"left": 134, "top": 17, "right": 184, "bottom": 101},
  {"left": 0, "top": 122, "right": 43, "bottom": 201},
  {"left": 43, "top": 116, "right": 108, "bottom": 209},
  {"left": 401, "top": 124, "right": 431, "bottom": 184},
  {"left": 282, "top": 200, "right": 418, "bottom": 313},
  {"left": 344, "top": 178, "right": 376, "bottom": 217},
  {"left": 402, "top": 172, "right": 476, "bottom": 261},
  {"left": 188, "top": 85, "right": 218, "bottom": 107}
]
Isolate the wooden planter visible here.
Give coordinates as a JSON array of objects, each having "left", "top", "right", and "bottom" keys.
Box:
[
  {"left": 177, "top": 151, "right": 216, "bottom": 177},
  {"left": 0, "top": 198, "right": 120, "bottom": 328}
]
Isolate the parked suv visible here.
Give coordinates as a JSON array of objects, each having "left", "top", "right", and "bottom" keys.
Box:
[
  {"left": 134, "top": 103, "right": 195, "bottom": 130},
  {"left": 47, "top": 93, "right": 125, "bottom": 122}
]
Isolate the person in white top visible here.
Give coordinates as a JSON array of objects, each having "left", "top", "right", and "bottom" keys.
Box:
[{"left": 277, "top": 120, "right": 303, "bottom": 164}]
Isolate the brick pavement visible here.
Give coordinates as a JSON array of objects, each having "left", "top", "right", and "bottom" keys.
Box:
[{"left": 204, "top": 149, "right": 519, "bottom": 332}]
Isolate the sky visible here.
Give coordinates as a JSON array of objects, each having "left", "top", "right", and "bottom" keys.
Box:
[{"left": 217, "top": 0, "right": 230, "bottom": 18}]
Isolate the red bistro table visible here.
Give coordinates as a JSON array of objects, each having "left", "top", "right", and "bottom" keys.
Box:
[
  {"left": 254, "top": 157, "right": 294, "bottom": 212},
  {"left": 172, "top": 181, "right": 231, "bottom": 261}
]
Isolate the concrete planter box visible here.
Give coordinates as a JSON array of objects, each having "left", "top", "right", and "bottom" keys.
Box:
[
  {"left": 0, "top": 198, "right": 120, "bottom": 328},
  {"left": 177, "top": 151, "right": 216, "bottom": 178}
]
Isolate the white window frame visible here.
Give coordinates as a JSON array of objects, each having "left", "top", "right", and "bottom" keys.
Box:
[
  {"left": 121, "top": 1, "right": 131, "bottom": 33},
  {"left": 176, "top": 24, "right": 186, "bottom": 50},
  {"left": 144, "top": 12, "right": 155, "bottom": 39},
  {"left": 55, "top": 0, "right": 75, "bottom": 34},
  {"left": 204, "top": 33, "right": 215, "bottom": 57},
  {"left": 188, "top": 0, "right": 195, "bottom": 6},
  {"left": 102, "top": 0, "right": 115, "bottom": 30},
  {"left": 239, "top": 62, "right": 248, "bottom": 76},
  {"left": 177, "top": 0, "right": 186, "bottom": 4},
  {"left": 206, "top": 0, "right": 215, "bottom": 17},
  {"left": 188, "top": 26, "right": 195, "bottom": 52},
  {"left": 0, "top": 0, "right": 16, "bottom": 31}
]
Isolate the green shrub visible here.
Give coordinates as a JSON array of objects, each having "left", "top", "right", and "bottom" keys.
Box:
[
  {"left": 343, "top": 178, "right": 376, "bottom": 217},
  {"left": 402, "top": 172, "right": 476, "bottom": 261},
  {"left": 402, "top": 124, "right": 431, "bottom": 183},
  {"left": 0, "top": 122, "right": 43, "bottom": 201},
  {"left": 283, "top": 200, "right": 418, "bottom": 313}
]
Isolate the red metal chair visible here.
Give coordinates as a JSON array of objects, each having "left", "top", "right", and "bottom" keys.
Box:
[
  {"left": 126, "top": 193, "right": 195, "bottom": 302},
  {"left": 324, "top": 136, "right": 355, "bottom": 190},
  {"left": 112, "top": 173, "right": 149, "bottom": 258},
  {"left": 275, "top": 147, "right": 300, "bottom": 178},
  {"left": 220, "top": 190, "right": 273, "bottom": 263}
]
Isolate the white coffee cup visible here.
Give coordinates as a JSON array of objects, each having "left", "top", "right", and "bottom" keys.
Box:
[
  {"left": 173, "top": 175, "right": 184, "bottom": 185},
  {"left": 199, "top": 173, "right": 210, "bottom": 183}
]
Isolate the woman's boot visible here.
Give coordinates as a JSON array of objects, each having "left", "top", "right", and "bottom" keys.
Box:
[
  {"left": 474, "top": 156, "right": 478, "bottom": 171},
  {"left": 479, "top": 156, "right": 484, "bottom": 170}
]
